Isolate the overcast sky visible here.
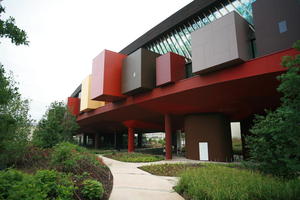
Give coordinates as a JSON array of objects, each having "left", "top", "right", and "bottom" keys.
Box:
[{"left": 0, "top": 0, "right": 193, "bottom": 121}]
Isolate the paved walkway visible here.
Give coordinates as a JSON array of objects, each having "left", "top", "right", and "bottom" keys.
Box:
[{"left": 101, "top": 156, "right": 193, "bottom": 200}]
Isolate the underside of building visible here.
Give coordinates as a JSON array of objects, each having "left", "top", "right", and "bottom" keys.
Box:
[{"left": 67, "top": 0, "right": 300, "bottom": 161}]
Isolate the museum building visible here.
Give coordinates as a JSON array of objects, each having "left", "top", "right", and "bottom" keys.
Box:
[{"left": 67, "top": 0, "right": 300, "bottom": 161}]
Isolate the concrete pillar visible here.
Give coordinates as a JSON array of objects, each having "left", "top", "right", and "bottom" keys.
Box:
[
  {"left": 128, "top": 127, "right": 135, "bottom": 152},
  {"left": 240, "top": 116, "right": 254, "bottom": 160},
  {"left": 184, "top": 114, "right": 233, "bottom": 162},
  {"left": 172, "top": 130, "right": 177, "bottom": 153},
  {"left": 94, "top": 133, "right": 99, "bottom": 149},
  {"left": 83, "top": 134, "right": 87, "bottom": 146},
  {"left": 176, "top": 130, "right": 182, "bottom": 154},
  {"left": 116, "top": 133, "right": 123, "bottom": 151},
  {"left": 137, "top": 133, "right": 143, "bottom": 148},
  {"left": 165, "top": 114, "right": 172, "bottom": 160},
  {"left": 79, "top": 135, "right": 82, "bottom": 145}
]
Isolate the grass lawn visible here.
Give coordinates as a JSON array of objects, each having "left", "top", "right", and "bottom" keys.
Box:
[
  {"left": 175, "top": 164, "right": 300, "bottom": 200},
  {"left": 103, "top": 152, "right": 164, "bottom": 162},
  {"left": 232, "top": 137, "right": 243, "bottom": 155},
  {"left": 139, "top": 163, "right": 201, "bottom": 176}
]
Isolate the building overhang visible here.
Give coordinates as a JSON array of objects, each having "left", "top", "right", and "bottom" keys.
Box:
[{"left": 77, "top": 48, "right": 298, "bottom": 133}]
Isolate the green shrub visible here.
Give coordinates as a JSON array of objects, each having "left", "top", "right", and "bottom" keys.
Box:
[
  {"left": 0, "top": 169, "right": 74, "bottom": 200},
  {"left": 34, "top": 170, "right": 74, "bottom": 199},
  {"left": 82, "top": 179, "right": 104, "bottom": 200},
  {"left": 247, "top": 41, "right": 300, "bottom": 179},
  {"left": 175, "top": 164, "right": 300, "bottom": 200}
]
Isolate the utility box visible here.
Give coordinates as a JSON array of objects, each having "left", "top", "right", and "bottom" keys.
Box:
[
  {"left": 156, "top": 52, "right": 185, "bottom": 87},
  {"left": 91, "top": 50, "right": 127, "bottom": 102},
  {"left": 122, "top": 48, "right": 160, "bottom": 95},
  {"left": 192, "top": 11, "right": 251, "bottom": 74}
]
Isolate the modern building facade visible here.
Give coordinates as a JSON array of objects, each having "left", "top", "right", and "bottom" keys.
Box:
[{"left": 67, "top": 0, "right": 300, "bottom": 162}]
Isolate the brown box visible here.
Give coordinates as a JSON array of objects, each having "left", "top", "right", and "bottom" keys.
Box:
[
  {"left": 122, "top": 48, "right": 160, "bottom": 95},
  {"left": 253, "top": 0, "right": 300, "bottom": 56},
  {"left": 156, "top": 52, "right": 185, "bottom": 87},
  {"left": 191, "top": 11, "right": 251, "bottom": 74}
]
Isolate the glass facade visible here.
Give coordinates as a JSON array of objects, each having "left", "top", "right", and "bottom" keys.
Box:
[{"left": 144, "top": 0, "right": 256, "bottom": 63}]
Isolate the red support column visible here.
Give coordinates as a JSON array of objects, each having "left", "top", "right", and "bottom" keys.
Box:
[
  {"left": 165, "top": 114, "right": 172, "bottom": 160},
  {"left": 128, "top": 127, "right": 135, "bottom": 153}
]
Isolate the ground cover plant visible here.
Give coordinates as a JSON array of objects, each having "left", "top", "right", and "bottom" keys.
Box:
[
  {"left": 104, "top": 152, "right": 164, "bottom": 162},
  {"left": 175, "top": 164, "right": 300, "bottom": 200},
  {"left": 5, "top": 142, "right": 113, "bottom": 200},
  {"left": 139, "top": 163, "right": 201, "bottom": 176}
]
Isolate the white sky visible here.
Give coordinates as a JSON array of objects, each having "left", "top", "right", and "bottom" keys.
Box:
[{"left": 0, "top": 0, "right": 193, "bottom": 121}]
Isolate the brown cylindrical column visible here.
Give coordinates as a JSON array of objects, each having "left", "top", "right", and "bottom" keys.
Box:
[
  {"left": 94, "top": 133, "right": 99, "bottom": 149},
  {"left": 137, "top": 133, "right": 143, "bottom": 148},
  {"left": 165, "top": 114, "right": 172, "bottom": 160},
  {"left": 184, "top": 114, "right": 233, "bottom": 162},
  {"left": 128, "top": 127, "right": 135, "bottom": 152}
]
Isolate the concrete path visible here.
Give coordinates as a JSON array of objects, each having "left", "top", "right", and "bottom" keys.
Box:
[{"left": 101, "top": 156, "right": 186, "bottom": 200}]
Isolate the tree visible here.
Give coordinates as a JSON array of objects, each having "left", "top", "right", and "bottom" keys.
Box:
[
  {"left": 0, "top": 68, "right": 32, "bottom": 167},
  {"left": 247, "top": 40, "right": 300, "bottom": 179},
  {"left": 0, "top": 1, "right": 31, "bottom": 167},
  {"left": 0, "top": 3, "right": 29, "bottom": 45},
  {"left": 33, "top": 101, "right": 79, "bottom": 148}
]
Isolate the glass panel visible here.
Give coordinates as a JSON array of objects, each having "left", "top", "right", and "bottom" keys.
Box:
[
  {"left": 152, "top": 44, "right": 160, "bottom": 54},
  {"left": 219, "top": 6, "right": 228, "bottom": 15},
  {"left": 207, "top": 12, "right": 216, "bottom": 22},
  {"left": 213, "top": 8, "right": 222, "bottom": 18},
  {"left": 170, "top": 33, "right": 186, "bottom": 57},
  {"left": 158, "top": 41, "right": 168, "bottom": 54},
  {"left": 225, "top": 3, "right": 235, "bottom": 12},
  {"left": 166, "top": 35, "right": 179, "bottom": 54},
  {"left": 155, "top": 42, "right": 165, "bottom": 54},
  {"left": 201, "top": 14, "right": 210, "bottom": 25},
  {"left": 162, "top": 38, "right": 171, "bottom": 52},
  {"left": 173, "top": 31, "right": 191, "bottom": 59}
]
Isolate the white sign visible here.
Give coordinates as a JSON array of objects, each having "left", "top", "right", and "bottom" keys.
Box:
[{"left": 199, "top": 142, "right": 209, "bottom": 161}]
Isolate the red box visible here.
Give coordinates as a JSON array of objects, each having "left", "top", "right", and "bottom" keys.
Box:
[
  {"left": 67, "top": 97, "right": 80, "bottom": 116},
  {"left": 91, "top": 50, "right": 127, "bottom": 101},
  {"left": 156, "top": 52, "right": 185, "bottom": 86}
]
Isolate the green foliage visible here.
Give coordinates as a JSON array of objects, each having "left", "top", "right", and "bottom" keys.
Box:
[
  {"left": 0, "top": 4, "right": 29, "bottom": 45},
  {"left": 33, "top": 101, "right": 79, "bottom": 148},
  {"left": 175, "top": 164, "right": 300, "bottom": 200},
  {"left": 247, "top": 41, "right": 300, "bottom": 179},
  {"left": 51, "top": 142, "right": 87, "bottom": 171},
  {"left": 104, "top": 152, "right": 164, "bottom": 162},
  {"left": 139, "top": 163, "right": 200, "bottom": 177},
  {"left": 0, "top": 65, "right": 32, "bottom": 168},
  {"left": 34, "top": 170, "right": 74, "bottom": 200},
  {"left": 81, "top": 179, "right": 104, "bottom": 200},
  {"left": 0, "top": 2, "right": 31, "bottom": 168},
  {"left": 51, "top": 142, "right": 103, "bottom": 173},
  {"left": 0, "top": 169, "right": 74, "bottom": 200}
]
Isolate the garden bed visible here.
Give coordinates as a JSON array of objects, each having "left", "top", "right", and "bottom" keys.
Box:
[
  {"left": 4, "top": 143, "right": 113, "bottom": 200},
  {"left": 104, "top": 152, "right": 164, "bottom": 162},
  {"left": 139, "top": 163, "right": 201, "bottom": 176}
]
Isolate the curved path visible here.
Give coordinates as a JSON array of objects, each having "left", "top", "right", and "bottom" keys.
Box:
[{"left": 100, "top": 156, "right": 186, "bottom": 200}]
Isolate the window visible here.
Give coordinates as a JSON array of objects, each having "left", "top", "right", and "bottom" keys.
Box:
[{"left": 278, "top": 20, "right": 287, "bottom": 33}]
